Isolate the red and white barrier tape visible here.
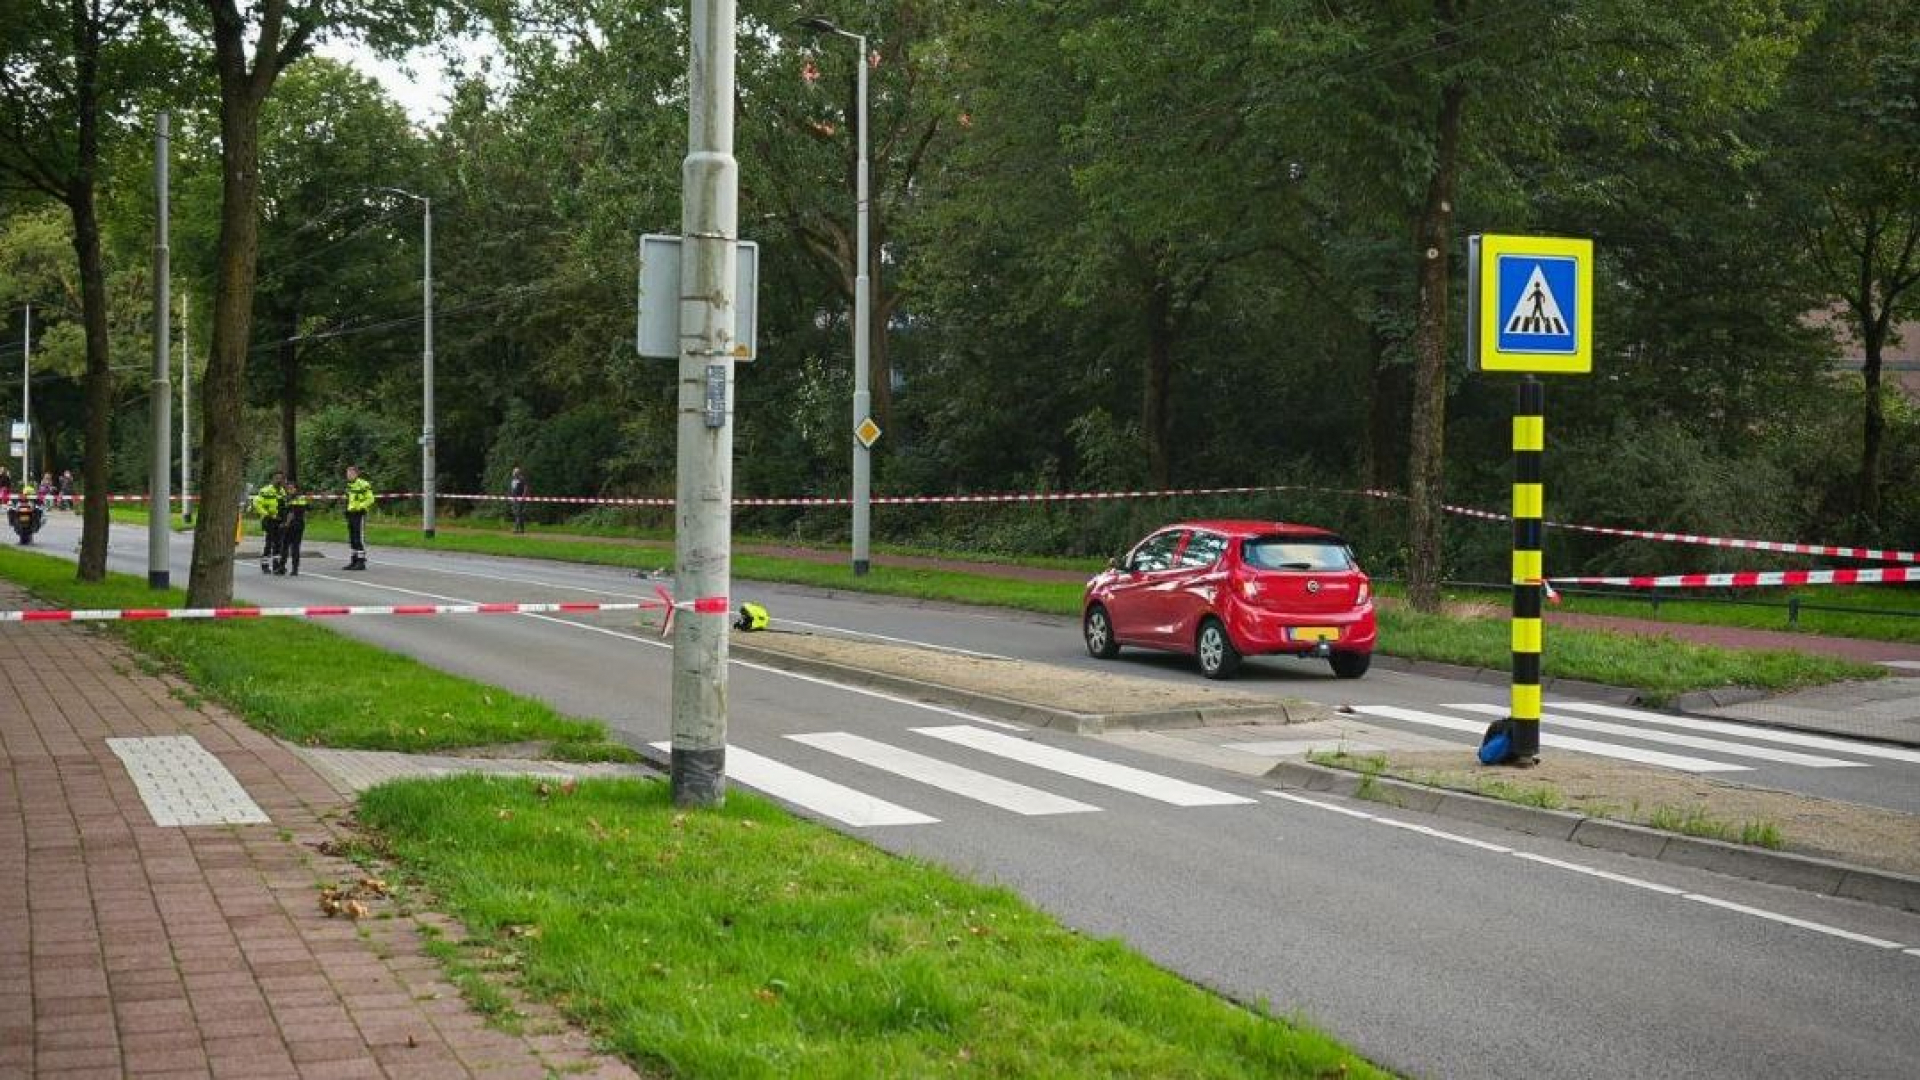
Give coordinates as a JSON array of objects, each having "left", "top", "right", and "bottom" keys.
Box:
[
  {"left": 87, "top": 482, "right": 1919, "bottom": 567},
  {"left": 0, "top": 588, "right": 733, "bottom": 636},
  {"left": 1548, "top": 567, "right": 1920, "bottom": 590},
  {"left": 1441, "top": 504, "right": 1919, "bottom": 566}
]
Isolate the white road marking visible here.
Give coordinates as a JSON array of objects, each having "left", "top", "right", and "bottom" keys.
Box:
[
  {"left": 1264, "top": 791, "right": 1913, "bottom": 955},
  {"left": 788, "top": 732, "right": 1099, "bottom": 816},
  {"left": 914, "top": 726, "right": 1255, "bottom": 806},
  {"left": 1373, "top": 818, "right": 1513, "bottom": 852},
  {"left": 1680, "top": 894, "right": 1907, "bottom": 950},
  {"left": 303, "top": 574, "right": 1021, "bottom": 731},
  {"left": 1351, "top": 705, "right": 1750, "bottom": 773},
  {"left": 1447, "top": 703, "right": 1866, "bottom": 769},
  {"left": 368, "top": 556, "right": 1018, "bottom": 660},
  {"left": 647, "top": 741, "right": 936, "bottom": 827},
  {"left": 1510, "top": 852, "right": 1686, "bottom": 895},
  {"left": 1546, "top": 701, "right": 1920, "bottom": 766}
]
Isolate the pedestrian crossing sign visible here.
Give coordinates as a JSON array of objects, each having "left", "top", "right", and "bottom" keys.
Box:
[{"left": 1468, "top": 234, "right": 1593, "bottom": 374}]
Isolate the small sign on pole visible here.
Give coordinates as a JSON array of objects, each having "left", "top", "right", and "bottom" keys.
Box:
[
  {"left": 9, "top": 421, "right": 26, "bottom": 441},
  {"left": 1467, "top": 234, "right": 1593, "bottom": 375},
  {"left": 854, "top": 417, "right": 881, "bottom": 449},
  {"left": 638, "top": 234, "right": 759, "bottom": 360}
]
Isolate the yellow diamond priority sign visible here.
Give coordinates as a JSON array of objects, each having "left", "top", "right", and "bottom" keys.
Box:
[{"left": 855, "top": 417, "right": 882, "bottom": 449}]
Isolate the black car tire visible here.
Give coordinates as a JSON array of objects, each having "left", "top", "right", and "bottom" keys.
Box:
[
  {"left": 1196, "top": 618, "right": 1242, "bottom": 679},
  {"left": 1330, "top": 650, "right": 1372, "bottom": 679},
  {"left": 1084, "top": 604, "right": 1121, "bottom": 659}
]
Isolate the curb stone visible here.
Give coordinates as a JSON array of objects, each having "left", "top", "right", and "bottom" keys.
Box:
[
  {"left": 732, "top": 642, "right": 1331, "bottom": 734},
  {"left": 1264, "top": 760, "right": 1920, "bottom": 914}
]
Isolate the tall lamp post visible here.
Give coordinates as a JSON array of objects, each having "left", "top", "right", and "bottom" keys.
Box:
[
  {"left": 795, "top": 15, "right": 872, "bottom": 576},
  {"left": 375, "top": 187, "right": 435, "bottom": 539}
]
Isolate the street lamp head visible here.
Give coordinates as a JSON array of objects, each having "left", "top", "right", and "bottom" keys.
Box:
[
  {"left": 793, "top": 15, "right": 858, "bottom": 41},
  {"left": 371, "top": 186, "right": 426, "bottom": 204}
]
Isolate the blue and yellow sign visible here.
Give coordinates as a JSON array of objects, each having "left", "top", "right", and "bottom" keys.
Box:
[{"left": 1468, "top": 234, "right": 1593, "bottom": 375}]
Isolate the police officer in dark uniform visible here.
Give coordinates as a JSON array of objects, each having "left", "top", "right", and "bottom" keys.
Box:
[{"left": 279, "top": 479, "right": 310, "bottom": 575}]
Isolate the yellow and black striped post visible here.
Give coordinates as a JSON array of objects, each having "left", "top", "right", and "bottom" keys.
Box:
[{"left": 1505, "top": 376, "right": 1545, "bottom": 762}]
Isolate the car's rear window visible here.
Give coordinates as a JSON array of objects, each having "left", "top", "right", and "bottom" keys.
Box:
[{"left": 1241, "top": 536, "right": 1355, "bottom": 571}]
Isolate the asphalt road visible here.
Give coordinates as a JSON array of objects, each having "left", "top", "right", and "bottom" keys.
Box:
[{"left": 24, "top": 520, "right": 1920, "bottom": 1080}]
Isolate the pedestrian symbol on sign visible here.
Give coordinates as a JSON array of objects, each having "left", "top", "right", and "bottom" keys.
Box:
[{"left": 1495, "top": 255, "right": 1577, "bottom": 355}]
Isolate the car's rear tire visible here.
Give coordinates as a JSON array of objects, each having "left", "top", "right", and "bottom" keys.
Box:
[
  {"left": 1196, "top": 618, "right": 1241, "bottom": 680},
  {"left": 1084, "top": 604, "right": 1120, "bottom": 659},
  {"left": 1329, "top": 650, "right": 1371, "bottom": 679}
]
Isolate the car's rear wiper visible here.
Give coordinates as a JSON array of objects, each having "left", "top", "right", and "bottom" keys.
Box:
[{"left": 1272, "top": 561, "right": 1317, "bottom": 570}]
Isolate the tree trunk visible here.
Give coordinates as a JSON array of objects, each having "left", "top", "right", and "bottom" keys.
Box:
[
  {"left": 68, "top": 10, "right": 112, "bottom": 582},
  {"left": 277, "top": 306, "right": 299, "bottom": 480},
  {"left": 1858, "top": 314, "right": 1885, "bottom": 531},
  {"left": 187, "top": 90, "right": 264, "bottom": 606},
  {"left": 1406, "top": 76, "right": 1466, "bottom": 614},
  {"left": 1142, "top": 269, "right": 1175, "bottom": 489}
]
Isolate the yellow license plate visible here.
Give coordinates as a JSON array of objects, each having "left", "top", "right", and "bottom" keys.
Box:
[{"left": 1289, "top": 626, "right": 1340, "bottom": 643}]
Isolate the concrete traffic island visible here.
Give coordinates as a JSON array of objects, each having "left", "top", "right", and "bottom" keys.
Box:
[
  {"left": 730, "top": 631, "right": 1332, "bottom": 734},
  {"left": 1268, "top": 752, "right": 1920, "bottom": 913}
]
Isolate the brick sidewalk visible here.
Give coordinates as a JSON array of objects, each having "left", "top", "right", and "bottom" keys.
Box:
[{"left": 0, "top": 586, "right": 642, "bottom": 1080}]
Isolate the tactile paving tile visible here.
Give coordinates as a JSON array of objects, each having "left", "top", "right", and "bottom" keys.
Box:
[{"left": 107, "top": 735, "right": 272, "bottom": 827}]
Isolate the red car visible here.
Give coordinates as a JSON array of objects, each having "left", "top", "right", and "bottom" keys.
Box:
[{"left": 1082, "top": 520, "right": 1377, "bottom": 680}]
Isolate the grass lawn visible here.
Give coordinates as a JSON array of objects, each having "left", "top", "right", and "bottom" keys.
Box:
[
  {"left": 315, "top": 515, "right": 1883, "bottom": 704},
  {"left": 0, "top": 547, "right": 634, "bottom": 760},
  {"left": 90, "top": 508, "right": 1892, "bottom": 701},
  {"left": 358, "top": 774, "right": 1384, "bottom": 1079},
  {"left": 1403, "top": 579, "right": 1920, "bottom": 644}
]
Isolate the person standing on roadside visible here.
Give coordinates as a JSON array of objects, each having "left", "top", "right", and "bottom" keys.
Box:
[
  {"left": 343, "top": 465, "right": 374, "bottom": 570},
  {"left": 509, "top": 464, "right": 529, "bottom": 534},
  {"left": 251, "top": 471, "right": 286, "bottom": 574},
  {"left": 57, "top": 469, "right": 73, "bottom": 511},
  {"left": 279, "top": 479, "right": 309, "bottom": 575},
  {"left": 0, "top": 466, "right": 12, "bottom": 504}
]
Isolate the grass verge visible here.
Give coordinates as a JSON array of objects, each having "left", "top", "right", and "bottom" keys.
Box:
[
  {"left": 301, "top": 516, "right": 1887, "bottom": 704},
  {"left": 104, "top": 508, "right": 1880, "bottom": 702},
  {"left": 1308, "top": 751, "right": 1785, "bottom": 851},
  {"left": 0, "top": 546, "right": 635, "bottom": 759},
  {"left": 357, "top": 774, "right": 1385, "bottom": 1079}
]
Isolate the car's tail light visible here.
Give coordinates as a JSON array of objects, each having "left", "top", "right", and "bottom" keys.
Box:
[{"left": 1355, "top": 581, "right": 1371, "bottom": 607}]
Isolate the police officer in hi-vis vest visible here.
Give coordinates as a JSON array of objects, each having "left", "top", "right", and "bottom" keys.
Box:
[
  {"left": 251, "top": 471, "right": 287, "bottom": 574},
  {"left": 343, "top": 465, "right": 374, "bottom": 570}
]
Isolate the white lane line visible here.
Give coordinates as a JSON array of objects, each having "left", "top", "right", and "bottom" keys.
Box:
[
  {"left": 373, "top": 556, "right": 1018, "bottom": 661},
  {"left": 1352, "top": 705, "right": 1751, "bottom": 773},
  {"left": 304, "top": 574, "right": 1022, "bottom": 731},
  {"left": 1547, "top": 702, "right": 1920, "bottom": 766},
  {"left": 788, "top": 732, "right": 1099, "bottom": 816},
  {"left": 647, "top": 741, "right": 936, "bottom": 827},
  {"left": 1265, "top": 790, "right": 1377, "bottom": 820},
  {"left": 1264, "top": 791, "right": 1912, "bottom": 955},
  {"left": 1447, "top": 703, "right": 1867, "bottom": 769},
  {"left": 768, "top": 617, "right": 1014, "bottom": 661},
  {"left": 1510, "top": 852, "right": 1686, "bottom": 895},
  {"left": 914, "top": 726, "right": 1255, "bottom": 807},
  {"left": 1680, "top": 894, "right": 1907, "bottom": 950}
]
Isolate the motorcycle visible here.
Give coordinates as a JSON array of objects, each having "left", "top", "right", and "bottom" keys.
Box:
[{"left": 8, "top": 498, "right": 44, "bottom": 545}]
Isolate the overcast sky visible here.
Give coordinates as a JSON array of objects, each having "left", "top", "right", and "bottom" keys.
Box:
[{"left": 315, "top": 36, "right": 503, "bottom": 127}]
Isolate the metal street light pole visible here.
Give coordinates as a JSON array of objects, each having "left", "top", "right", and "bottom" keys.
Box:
[
  {"left": 375, "top": 187, "right": 435, "bottom": 539},
  {"left": 796, "top": 16, "right": 872, "bottom": 575},
  {"left": 150, "top": 110, "right": 172, "bottom": 590},
  {"left": 181, "top": 293, "right": 192, "bottom": 523},
  {"left": 670, "top": 0, "right": 740, "bottom": 809},
  {"left": 18, "top": 301, "right": 28, "bottom": 484}
]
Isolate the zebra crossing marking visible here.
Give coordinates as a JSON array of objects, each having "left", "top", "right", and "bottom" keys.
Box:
[
  {"left": 912, "top": 725, "right": 1257, "bottom": 806},
  {"left": 1545, "top": 702, "right": 1920, "bottom": 766},
  {"left": 787, "top": 732, "right": 1101, "bottom": 816},
  {"left": 648, "top": 742, "right": 936, "bottom": 828},
  {"left": 1445, "top": 703, "right": 1867, "bottom": 769},
  {"left": 1350, "top": 705, "right": 1750, "bottom": 772}
]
